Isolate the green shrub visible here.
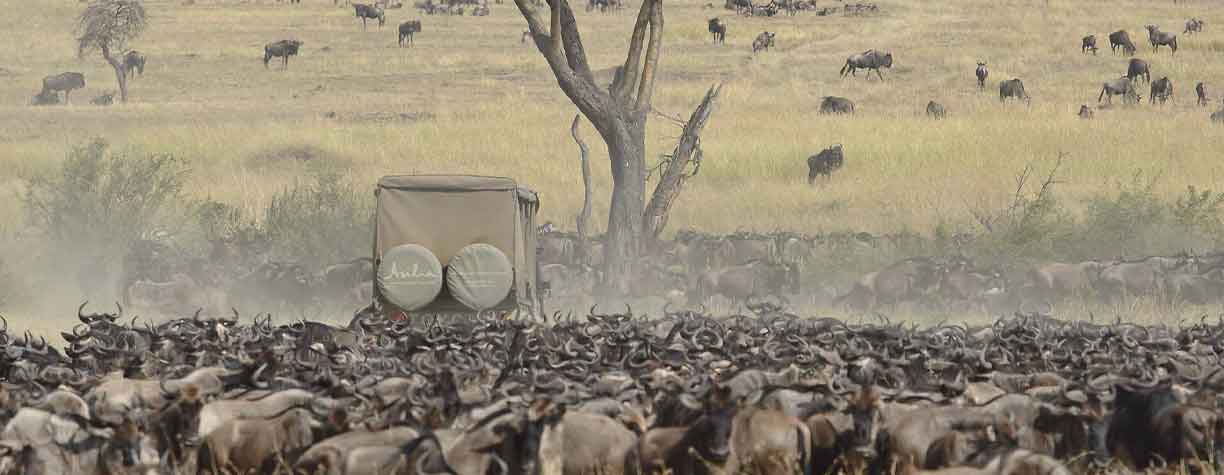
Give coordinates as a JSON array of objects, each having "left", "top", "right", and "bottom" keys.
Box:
[{"left": 263, "top": 173, "right": 372, "bottom": 267}]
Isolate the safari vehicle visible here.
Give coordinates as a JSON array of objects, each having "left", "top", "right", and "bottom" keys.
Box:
[{"left": 371, "top": 175, "right": 542, "bottom": 319}]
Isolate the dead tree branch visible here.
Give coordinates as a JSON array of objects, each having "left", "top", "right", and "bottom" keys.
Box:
[{"left": 643, "top": 83, "right": 722, "bottom": 243}]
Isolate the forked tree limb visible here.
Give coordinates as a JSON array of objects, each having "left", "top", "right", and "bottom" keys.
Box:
[
  {"left": 570, "top": 115, "right": 593, "bottom": 242},
  {"left": 642, "top": 83, "right": 722, "bottom": 241},
  {"left": 635, "top": 0, "right": 664, "bottom": 111}
]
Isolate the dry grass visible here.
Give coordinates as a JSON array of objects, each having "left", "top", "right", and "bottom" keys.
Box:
[{"left": 1, "top": 0, "right": 1223, "bottom": 235}]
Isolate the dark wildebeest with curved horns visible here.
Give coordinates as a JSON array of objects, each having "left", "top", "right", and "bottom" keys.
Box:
[
  {"left": 975, "top": 61, "right": 988, "bottom": 89},
  {"left": 398, "top": 20, "right": 422, "bottom": 46},
  {"left": 39, "top": 72, "right": 85, "bottom": 105},
  {"left": 354, "top": 3, "right": 386, "bottom": 29},
  {"left": 840, "top": 49, "right": 892, "bottom": 80},
  {"left": 1185, "top": 18, "right": 1205, "bottom": 34},
  {"left": 122, "top": 50, "right": 146, "bottom": 80},
  {"left": 1144, "top": 25, "right": 1177, "bottom": 54},
  {"left": 264, "top": 40, "right": 302, "bottom": 69},
  {"left": 1081, "top": 35, "right": 1098, "bottom": 54},
  {"left": 708, "top": 18, "right": 726, "bottom": 44},
  {"left": 1197, "top": 82, "right": 1209, "bottom": 106},
  {"left": 818, "top": 96, "right": 854, "bottom": 114},
  {"left": 807, "top": 144, "right": 843, "bottom": 184},
  {"left": 1078, "top": 105, "right": 1093, "bottom": 119},
  {"left": 1099, "top": 77, "right": 1140, "bottom": 104},
  {"left": 926, "top": 100, "right": 945, "bottom": 119},
  {"left": 1150, "top": 77, "right": 1173, "bottom": 105},
  {"left": 999, "top": 78, "right": 1029, "bottom": 103},
  {"left": 1109, "top": 30, "right": 1136, "bottom": 55},
  {"left": 1126, "top": 58, "right": 1150, "bottom": 83}
]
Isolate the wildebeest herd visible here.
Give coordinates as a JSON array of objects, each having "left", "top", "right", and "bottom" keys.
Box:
[{"left": 3, "top": 300, "right": 1224, "bottom": 474}]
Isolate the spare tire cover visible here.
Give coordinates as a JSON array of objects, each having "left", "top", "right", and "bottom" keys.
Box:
[
  {"left": 377, "top": 244, "right": 443, "bottom": 311},
  {"left": 446, "top": 243, "right": 515, "bottom": 311}
]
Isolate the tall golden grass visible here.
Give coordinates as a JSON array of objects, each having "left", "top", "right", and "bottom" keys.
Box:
[{"left": 1, "top": 0, "right": 1222, "bottom": 236}]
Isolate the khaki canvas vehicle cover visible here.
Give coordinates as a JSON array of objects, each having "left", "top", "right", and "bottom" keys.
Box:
[{"left": 373, "top": 175, "right": 540, "bottom": 314}]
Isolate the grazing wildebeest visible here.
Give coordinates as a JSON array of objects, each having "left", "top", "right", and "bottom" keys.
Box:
[
  {"left": 841, "top": 49, "right": 893, "bottom": 80},
  {"left": 998, "top": 78, "right": 1029, "bottom": 103},
  {"left": 1150, "top": 77, "right": 1173, "bottom": 104},
  {"left": 264, "top": 40, "right": 302, "bottom": 68},
  {"left": 708, "top": 18, "right": 726, "bottom": 44},
  {"left": 1184, "top": 18, "right": 1204, "bottom": 34},
  {"left": 1107, "top": 383, "right": 1224, "bottom": 471},
  {"left": 1213, "top": 108, "right": 1224, "bottom": 122},
  {"left": 1126, "top": 58, "right": 1150, "bottom": 83},
  {"left": 975, "top": 61, "right": 988, "bottom": 89},
  {"left": 122, "top": 50, "right": 146, "bottom": 79},
  {"left": 1197, "top": 82, "right": 1209, "bottom": 106},
  {"left": 819, "top": 96, "right": 855, "bottom": 114},
  {"left": 1109, "top": 30, "right": 1136, "bottom": 55},
  {"left": 1099, "top": 77, "right": 1140, "bottom": 104},
  {"left": 1144, "top": 25, "right": 1178, "bottom": 54},
  {"left": 1081, "top": 35, "right": 1098, "bottom": 54},
  {"left": 752, "top": 31, "right": 775, "bottom": 53},
  {"left": 1078, "top": 104, "right": 1093, "bottom": 119},
  {"left": 39, "top": 72, "right": 85, "bottom": 105},
  {"left": 807, "top": 144, "right": 844, "bottom": 184},
  {"left": 398, "top": 20, "right": 422, "bottom": 46},
  {"left": 925, "top": 100, "right": 945, "bottom": 119},
  {"left": 354, "top": 3, "right": 386, "bottom": 29}
]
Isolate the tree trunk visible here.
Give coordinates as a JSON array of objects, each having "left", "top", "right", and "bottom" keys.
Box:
[
  {"left": 600, "top": 114, "right": 647, "bottom": 295},
  {"left": 643, "top": 83, "right": 721, "bottom": 245},
  {"left": 101, "top": 47, "right": 128, "bottom": 102}
]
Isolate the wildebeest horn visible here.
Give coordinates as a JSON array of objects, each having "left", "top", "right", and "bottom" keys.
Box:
[
  {"left": 78, "top": 302, "right": 89, "bottom": 321},
  {"left": 192, "top": 308, "right": 202, "bottom": 321}
]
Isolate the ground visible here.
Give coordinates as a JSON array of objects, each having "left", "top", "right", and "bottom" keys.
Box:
[{"left": 2, "top": 0, "right": 1222, "bottom": 235}]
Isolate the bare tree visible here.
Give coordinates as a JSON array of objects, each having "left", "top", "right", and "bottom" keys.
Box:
[
  {"left": 643, "top": 84, "right": 721, "bottom": 243},
  {"left": 77, "top": 0, "right": 147, "bottom": 103},
  {"left": 514, "top": 0, "right": 663, "bottom": 294},
  {"left": 570, "top": 115, "right": 594, "bottom": 245}
]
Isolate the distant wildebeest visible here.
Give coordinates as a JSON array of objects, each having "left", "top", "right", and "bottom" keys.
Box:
[
  {"left": 1184, "top": 18, "right": 1204, "bottom": 34},
  {"left": 1196, "top": 82, "right": 1209, "bottom": 106},
  {"left": 1081, "top": 35, "right": 1098, "bottom": 55},
  {"left": 752, "top": 31, "right": 775, "bottom": 53},
  {"left": 1213, "top": 108, "right": 1224, "bottom": 123},
  {"left": 1144, "top": 25, "right": 1178, "bottom": 54},
  {"left": 1126, "top": 58, "right": 1150, "bottom": 83},
  {"left": 841, "top": 49, "right": 892, "bottom": 80},
  {"left": 39, "top": 72, "right": 85, "bottom": 105},
  {"left": 1109, "top": 30, "right": 1136, "bottom": 55},
  {"left": 1099, "top": 77, "right": 1140, "bottom": 104},
  {"left": 91, "top": 91, "right": 115, "bottom": 106},
  {"left": 819, "top": 96, "right": 855, "bottom": 114},
  {"left": 471, "top": 4, "right": 489, "bottom": 15},
  {"left": 1150, "top": 77, "right": 1173, "bottom": 104},
  {"left": 807, "top": 144, "right": 844, "bottom": 184},
  {"left": 398, "top": 20, "right": 422, "bottom": 46},
  {"left": 926, "top": 100, "right": 946, "bottom": 119},
  {"left": 122, "top": 50, "right": 146, "bottom": 79},
  {"left": 975, "top": 61, "right": 988, "bottom": 89},
  {"left": 354, "top": 3, "right": 386, "bottom": 29},
  {"left": 1078, "top": 104, "right": 1093, "bottom": 119},
  {"left": 708, "top": 18, "right": 726, "bottom": 44},
  {"left": 264, "top": 40, "right": 302, "bottom": 69},
  {"left": 999, "top": 78, "right": 1029, "bottom": 103}
]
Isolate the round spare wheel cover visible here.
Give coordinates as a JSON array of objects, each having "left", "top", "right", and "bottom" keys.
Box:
[
  {"left": 377, "top": 244, "right": 443, "bottom": 311},
  {"left": 446, "top": 243, "right": 515, "bottom": 311}
]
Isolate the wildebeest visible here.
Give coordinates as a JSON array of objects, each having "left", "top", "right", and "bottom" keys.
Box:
[
  {"left": 1150, "top": 77, "right": 1173, "bottom": 105},
  {"left": 1109, "top": 30, "right": 1136, "bottom": 55},
  {"left": 695, "top": 259, "right": 798, "bottom": 307},
  {"left": 925, "top": 100, "right": 946, "bottom": 119},
  {"left": 398, "top": 20, "right": 422, "bottom": 46},
  {"left": 264, "top": 40, "right": 303, "bottom": 69},
  {"left": 807, "top": 144, "right": 844, "bottom": 184},
  {"left": 1098, "top": 77, "right": 1140, "bottom": 104},
  {"left": 819, "top": 96, "right": 855, "bottom": 114},
  {"left": 1185, "top": 18, "right": 1205, "bottom": 34},
  {"left": 708, "top": 18, "right": 726, "bottom": 44},
  {"left": 841, "top": 49, "right": 893, "bottom": 80},
  {"left": 752, "top": 31, "right": 775, "bottom": 53},
  {"left": 1081, "top": 35, "right": 1098, "bottom": 55},
  {"left": 354, "top": 3, "right": 386, "bottom": 29},
  {"left": 122, "top": 50, "right": 145, "bottom": 79},
  {"left": 1126, "top": 58, "right": 1150, "bottom": 83},
  {"left": 1213, "top": 108, "right": 1224, "bottom": 123},
  {"left": 38, "top": 72, "right": 85, "bottom": 105},
  {"left": 975, "top": 61, "right": 988, "bottom": 89},
  {"left": 1197, "top": 82, "right": 1209, "bottom": 106},
  {"left": 1144, "top": 25, "right": 1178, "bottom": 54},
  {"left": 1077, "top": 104, "right": 1093, "bottom": 119},
  {"left": 1106, "top": 383, "right": 1224, "bottom": 471},
  {"left": 998, "top": 78, "right": 1029, "bottom": 103}
]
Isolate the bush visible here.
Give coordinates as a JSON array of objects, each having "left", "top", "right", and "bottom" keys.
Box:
[{"left": 263, "top": 173, "right": 372, "bottom": 267}]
